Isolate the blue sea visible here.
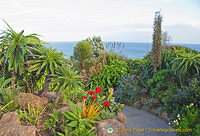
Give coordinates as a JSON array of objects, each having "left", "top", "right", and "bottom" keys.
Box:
[{"left": 46, "top": 42, "right": 200, "bottom": 59}]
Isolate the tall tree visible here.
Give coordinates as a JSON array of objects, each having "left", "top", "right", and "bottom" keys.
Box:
[
  {"left": 151, "top": 11, "right": 162, "bottom": 72},
  {"left": 0, "top": 20, "right": 41, "bottom": 87}
]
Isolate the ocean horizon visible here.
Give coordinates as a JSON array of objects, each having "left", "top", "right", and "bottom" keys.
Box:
[{"left": 46, "top": 41, "right": 200, "bottom": 59}]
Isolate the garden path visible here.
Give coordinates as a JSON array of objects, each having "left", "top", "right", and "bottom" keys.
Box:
[{"left": 123, "top": 106, "right": 177, "bottom": 136}]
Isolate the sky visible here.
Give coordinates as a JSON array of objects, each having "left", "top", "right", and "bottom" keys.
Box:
[{"left": 0, "top": 0, "right": 200, "bottom": 44}]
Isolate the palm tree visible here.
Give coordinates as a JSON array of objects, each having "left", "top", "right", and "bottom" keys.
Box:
[
  {"left": 50, "top": 64, "right": 82, "bottom": 104},
  {"left": 0, "top": 20, "right": 41, "bottom": 87},
  {"left": 27, "top": 46, "right": 64, "bottom": 95}
]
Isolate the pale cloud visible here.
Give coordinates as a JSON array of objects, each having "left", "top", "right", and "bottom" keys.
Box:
[{"left": 0, "top": 0, "right": 199, "bottom": 43}]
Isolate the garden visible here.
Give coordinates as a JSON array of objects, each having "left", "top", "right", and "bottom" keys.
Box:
[{"left": 0, "top": 18, "right": 200, "bottom": 136}]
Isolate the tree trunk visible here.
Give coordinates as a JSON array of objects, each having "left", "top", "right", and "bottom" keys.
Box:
[{"left": 11, "top": 71, "right": 17, "bottom": 88}]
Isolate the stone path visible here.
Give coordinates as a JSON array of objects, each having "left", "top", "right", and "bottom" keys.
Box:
[{"left": 123, "top": 106, "right": 177, "bottom": 136}]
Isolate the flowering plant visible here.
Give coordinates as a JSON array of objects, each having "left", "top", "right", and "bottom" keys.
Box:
[{"left": 82, "top": 87, "right": 106, "bottom": 104}]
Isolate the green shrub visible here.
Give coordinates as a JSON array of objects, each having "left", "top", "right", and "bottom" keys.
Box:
[
  {"left": 164, "top": 77, "right": 200, "bottom": 120},
  {"left": 96, "top": 110, "right": 117, "bottom": 121},
  {"left": 42, "top": 109, "right": 64, "bottom": 135},
  {"left": 175, "top": 105, "right": 200, "bottom": 136},
  {"left": 43, "top": 100, "right": 96, "bottom": 136},
  {"left": 87, "top": 59, "right": 127, "bottom": 90}
]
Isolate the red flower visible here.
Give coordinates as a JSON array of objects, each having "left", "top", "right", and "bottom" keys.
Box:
[
  {"left": 95, "top": 87, "right": 102, "bottom": 93},
  {"left": 82, "top": 96, "right": 87, "bottom": 99},
  {"left": 88, "top": 91, "right": 93, "bottom": 95},
  {"left": 103, "top": 101, "right": 109, "bottom": 107},
  {"left": 93, "top": 92, "right": 96, "bottom": 95},
  {"left": 93, "top": 96, "right": 97, "bottom": 100}
]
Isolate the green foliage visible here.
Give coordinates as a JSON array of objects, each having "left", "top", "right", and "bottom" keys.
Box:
[
  {"left": 50, "top": 65, "right": 82, "bottom": 104},
  {"left": 63, "top": 100, "right": 96, "bottom": 136},
  {"left": 73, "top": 41, "right": 94, "bottom": 70},
  {"left": 87, "top": 59, "right": 127, "bottom": 90},
  {"left": 0, "top": 77, "right": 12, "bottom": 88},
  {"left": 176, "top": 105, "right": 200, "bottom": 136},
  {"left": 43, "top": 100, "right": 96, "bottom": 136},
  {"left": 106, "top": 52, "right": 125, "bottom": 65},
  {"left": 151, "top": 11, "right": 162, "bottom": 72},
  {"left": 86, "top": 36, "right": 106, "bottom": 58},
  {"left": 171, "top": 52, "right": 200, "bottom": 83},
  {"left": 161, "top": 49, "right": 175, "bottom": 69},
  {"left": 0, "top": 88, "right": 20, "bottom": 113},
  {"left": 50, "top": 65, "right": 82, "bottom": 93},
  {"left": 147, "top": 69, "right": 175, "bottom": 98},
  {"left": 17, "top": 103, "right": 46, "bottom": 126},
  {"left": 164, "top": 77, "right": 200, "bottom": 120},
  {"left": 96, "top": 110, "right": 117, "bottom": 121},
  {"left": 43, "top": 109, "right": 65, "bottom": 135},
  {"left": 64, "top": 88, "right": 87, "bottom": 104},
  {"left": 0, "top": 100, "right": 14, "bottom": 115}
]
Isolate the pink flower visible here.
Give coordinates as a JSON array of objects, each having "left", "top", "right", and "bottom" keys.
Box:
[{"left": 93, "top": 92, "right": 96, "bottom": 95}]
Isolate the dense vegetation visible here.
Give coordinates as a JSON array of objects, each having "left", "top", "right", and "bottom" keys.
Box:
[{"left": 0, "top": 13, "right": 200, "bottom": 136}]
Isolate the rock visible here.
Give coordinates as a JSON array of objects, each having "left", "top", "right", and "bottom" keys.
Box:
[
  {"left": 159, "top": 112, "right": 170, "bottom": 122},
  {"left": 16, "top": 93, "right": 48, "bottom": 110},
  {"left": 117, "top": 112, "right": 127, "bottom": 124},
  {"left": 0, "top": 112, "right": 37, "bottom": 136},
  {"left": 96, "top": 119, "right": 129, "bottom": 136}
]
